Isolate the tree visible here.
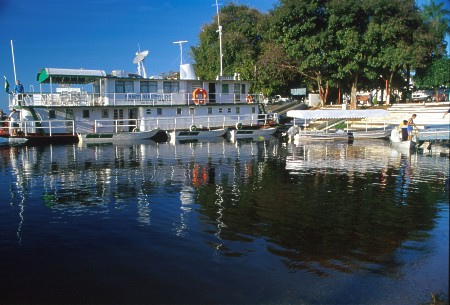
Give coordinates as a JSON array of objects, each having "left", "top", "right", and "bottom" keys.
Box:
[
  {"left": 414, "top": 56, "right": 450, "bottom": 93},
  {"left": 191, "top": 3, "right": 267, "bottom": 82},
  {"left": 269, "top": 0, "right": 333, "bottom": 107}
]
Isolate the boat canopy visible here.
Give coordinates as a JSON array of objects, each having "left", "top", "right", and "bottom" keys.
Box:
[
  {"left": 37, "top": 68, "right": 107, "bottom": 84},
  {"left": 287, "top": 109, "right": 390, "bottom": 119}
]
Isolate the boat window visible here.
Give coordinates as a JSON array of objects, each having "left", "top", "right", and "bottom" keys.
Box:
[
  {"left": 115, "top": 81, "right": 134, "bottom": 93},
  {"left": 93, "top": 83, "right": 100, "bottom": 94},
  {"left": 208, "top": 107, "right": 212, "bottom": 114},
  {"left": 252, "top": 107, "right": 256, "bottom": 114},
  {"left": 234, "top": 83, "right": 241, "bottom": 102},
  {"left": 102, "top": 109, "right": 109, "bottom": 118},
  {"left": 177, "top": 107, "right": 182, "bottom": 115},
  {"left": 227, "top": 108, "right": 231, "bottom": 113},
  {"left": 82, "top": 110, "right": 90, "bottom": 118},
  {"left": 222, "top": 84, "right": 229, "bottom": 94},
  {"left": 146, "top": 108, "right": 152, "bottom": 115},
  {"left": 49, "top": 110, "right": 56, "bottom": 119},
  {"left": 236, "top": 107, "right": 240, "bottom": 114},
  {"left": 140, "top": 81, "right": 157, "bottom": 93},
  {"left": 189, "top": 107, "right": 195, "bottom": 115},
  {"left": 157, "top": 108, "right": 162, "bottom": 115},
  {"left": 163, "top": 82, "right": 179, "bottom": 93},
  {"left": 241, "top": 84, "right": 246, "bottom": 94},
  {"left": 218, "top": 108, "right": 223, "bottom": 113}
]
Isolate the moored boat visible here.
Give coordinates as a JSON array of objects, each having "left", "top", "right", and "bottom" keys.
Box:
[
  {"left": 78, "top": 129, "right": 160, "bottom": 143},
  {"left": 285, "top": 109, "right": 392, "bottom": 141}
]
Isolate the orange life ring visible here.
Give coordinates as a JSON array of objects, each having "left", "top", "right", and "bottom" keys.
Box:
[
  {"left": 193, "top": 88, "right": 207, "bottom": 105},
  {"left": 246, "top": 95, "right": 254, "bottom": 103}
]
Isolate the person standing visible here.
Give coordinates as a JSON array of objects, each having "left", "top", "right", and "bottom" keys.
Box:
[
  {"left": 8, "top": 108, "right": 19, "bottom": 136},
  {"left": 13, "top": 80, "right": 25, "bottom": 103},
  {"left": 13, "top": 80, "right": 24, "bottom": 94},
  {"left": 407, "top": 114, "right": 417, "bottom": 140}
]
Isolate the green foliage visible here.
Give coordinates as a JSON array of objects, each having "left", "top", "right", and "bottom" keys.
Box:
[
  {"left": 191, "top": 0, "right": 449, "bottom": 101},
  {"left": 190, "top": 3, "right": 267, "bottom": 81},
  {"left": 414, "top": 56, "right": 450, "bottom": 89}
]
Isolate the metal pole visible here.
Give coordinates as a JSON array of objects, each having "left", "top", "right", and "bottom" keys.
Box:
[
  {"left": 10, "top": 40, "right": 17, "bottom": 83},
  {"left": 215, "top": 0, "right": 223, "bottom": 77}
]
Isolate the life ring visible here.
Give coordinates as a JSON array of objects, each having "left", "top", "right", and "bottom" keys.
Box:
[
  {"left": 190, "top": 124, "right": 197, "bottom": 131},
  {"left": 132, "top": 127, "right": 140, "bottom": 132},
  {"left": 235, "top": 122, "right": 243, "bottom": 130},
  {"left": 193, "top": 88, "right": 207, "bottom": 105},
  {"left": 246, "top": 95, "right": 254, "bottom": 104}
]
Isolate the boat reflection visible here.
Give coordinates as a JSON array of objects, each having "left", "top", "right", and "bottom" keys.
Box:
[{"left": 1, "top": 138, "right": 448, "bottom": 278}]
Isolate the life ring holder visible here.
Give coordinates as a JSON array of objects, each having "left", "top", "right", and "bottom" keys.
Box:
[
  {"left": 246, "top": 95, "right": 254, "bottom": 104},
  {"left": 193, "top": 88, "right": 207, "bottom": 105},
  {"left": 235, "top": 122, "right": 243, "bottom": 130}
]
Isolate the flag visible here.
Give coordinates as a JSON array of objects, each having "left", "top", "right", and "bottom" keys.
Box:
[{"left": 4, "top": 76, "right": 11, "bottom": 94}]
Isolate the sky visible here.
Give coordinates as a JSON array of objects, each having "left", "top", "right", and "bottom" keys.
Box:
[{"left": 0, "top": 0, "right": 448, "bottom": 110}]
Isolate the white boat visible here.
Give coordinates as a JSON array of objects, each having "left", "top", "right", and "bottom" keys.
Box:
[
  {"left": 78, "top": 129, "right": 160, "bottom": 143},
  {"left": 286, "top": 109, "right": 392, "bottom": 141},
  {"left": 168, "top": 127, "right": 228, "bottom": 142},
  {"left": 229, "top": 126, "right": 278, "bottom": 139},
  {"left": 4, "top": 63, "right": 276, "bottom": 144},
  {"left": 390, "top": 128, "right": 417, "bottom": 149}
]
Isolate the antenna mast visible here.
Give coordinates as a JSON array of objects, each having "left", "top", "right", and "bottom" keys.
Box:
[
  {"left": 10, "top": 40, "right": 17, "bottom": 83},
  {"left": 173, "top": 40, "right": 188, "bottom": 66},
  {"left": 215, "top": 0, "right": 223, "bottom": 77}
]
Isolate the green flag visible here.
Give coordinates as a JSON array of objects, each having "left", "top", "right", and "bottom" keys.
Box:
[{"left": 4, "top": 76, "right": 10, "bottom": 94}]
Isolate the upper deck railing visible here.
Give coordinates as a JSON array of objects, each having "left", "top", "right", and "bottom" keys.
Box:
[{"left": 10, "top": 92, "right": 264, "bottom": 108}]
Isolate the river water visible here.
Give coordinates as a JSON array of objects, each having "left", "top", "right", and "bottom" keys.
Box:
[{"left": 0, "top": 138, "right": 448, "bottom": 304}]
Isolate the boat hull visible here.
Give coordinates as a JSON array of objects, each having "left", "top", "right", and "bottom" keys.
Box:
[
  {"left": 168, "top": 128, "right": 228, "bottom": 141},
  {"left": 229, "top": 127, "right": 278, "bottom": 139},
  {"left": 78, "top": 130, "right": 159, "bottom": 143}
]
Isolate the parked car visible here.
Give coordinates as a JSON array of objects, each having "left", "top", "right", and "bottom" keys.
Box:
[{"left": 412, "top": 91, "right": 432, "bottom": 102}]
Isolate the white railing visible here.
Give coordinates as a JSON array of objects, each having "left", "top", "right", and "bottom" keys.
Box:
[
  {"left": 10, "top": 92, "right": 264, "bottom": 107},
  {"left": 0, "top": 119, "right": 76, "bottom": 136},
  {"left": 140, "top": 113, "right": 278, "bottom": 131}
]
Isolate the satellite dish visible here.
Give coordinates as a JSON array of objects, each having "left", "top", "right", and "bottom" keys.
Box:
[
  {"left": 133, "top": 50, "right": 149, "bottom": 64},
  {"left": 133, "top": 50, "right": 149, "bottom": 78}
]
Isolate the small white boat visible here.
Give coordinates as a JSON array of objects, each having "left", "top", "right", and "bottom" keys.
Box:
[
  {"left": 168, "top": 128, "right": 228, "bottom": 142},
  {"left": 389, "top": 128, "right": 417, "bottom": 149},
  {"left": 229, "top": 126, "right": 278, "bottom": 139},
  {"left": 78, "top": 129, "right": 160, "bottom": 143},
  {"left": 286, "top": 109, "right": 392, "bottom": 141}
]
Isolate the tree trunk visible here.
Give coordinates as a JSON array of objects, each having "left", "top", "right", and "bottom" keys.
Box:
[
  {"left": 350, "top": 74, "right": 358, "bottom": 110},
  {"left": 387, "top": 72, "right": 393, "bottom": 104},
  {"left": 317, "top": 74, "right": 324, "bottom": 107}
]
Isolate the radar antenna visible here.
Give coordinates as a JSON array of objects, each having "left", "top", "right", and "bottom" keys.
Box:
[
  {"left": 173, "top": 40, "right": 188, "bottom": 66},
  {"left": 133, "top": 50, "right": 149, "bottom": 78}
]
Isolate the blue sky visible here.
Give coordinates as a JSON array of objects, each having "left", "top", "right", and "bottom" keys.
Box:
[{"left": 0, "top": 0, "right": 448, "bottom": 110}]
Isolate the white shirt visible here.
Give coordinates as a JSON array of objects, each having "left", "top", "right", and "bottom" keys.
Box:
[{"left": 9, "top": 111, "right": 19, "bottom": 122}]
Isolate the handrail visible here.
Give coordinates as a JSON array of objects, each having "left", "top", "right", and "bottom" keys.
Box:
[
  {"left": 11, "top": 92, "right": 265, "bottom": 107},
  {"left": 0, "top": 119, "right": 76, "bottom": 136}
]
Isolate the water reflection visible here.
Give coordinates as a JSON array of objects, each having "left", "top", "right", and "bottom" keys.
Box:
[{"left": 0, "top": 138, "right": 448, "bottom": 303}]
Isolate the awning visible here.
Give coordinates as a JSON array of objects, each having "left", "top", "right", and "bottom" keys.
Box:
[
  {"left": 287, "top": 109, "right": 390, "bottom": 119},
  {"left": 37, "top": 68, "right": 106, "bottom": 84}
]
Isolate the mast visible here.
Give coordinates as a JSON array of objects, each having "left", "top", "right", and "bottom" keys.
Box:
[
  {"left": 173, "top": 40, "right": 188, "bottom": 66},
  {"left": 215, "top": 0, "right": 223, "bottom": 77},
  {"left": 10, "top": 40, "right": 17, "bottom": 83}
]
